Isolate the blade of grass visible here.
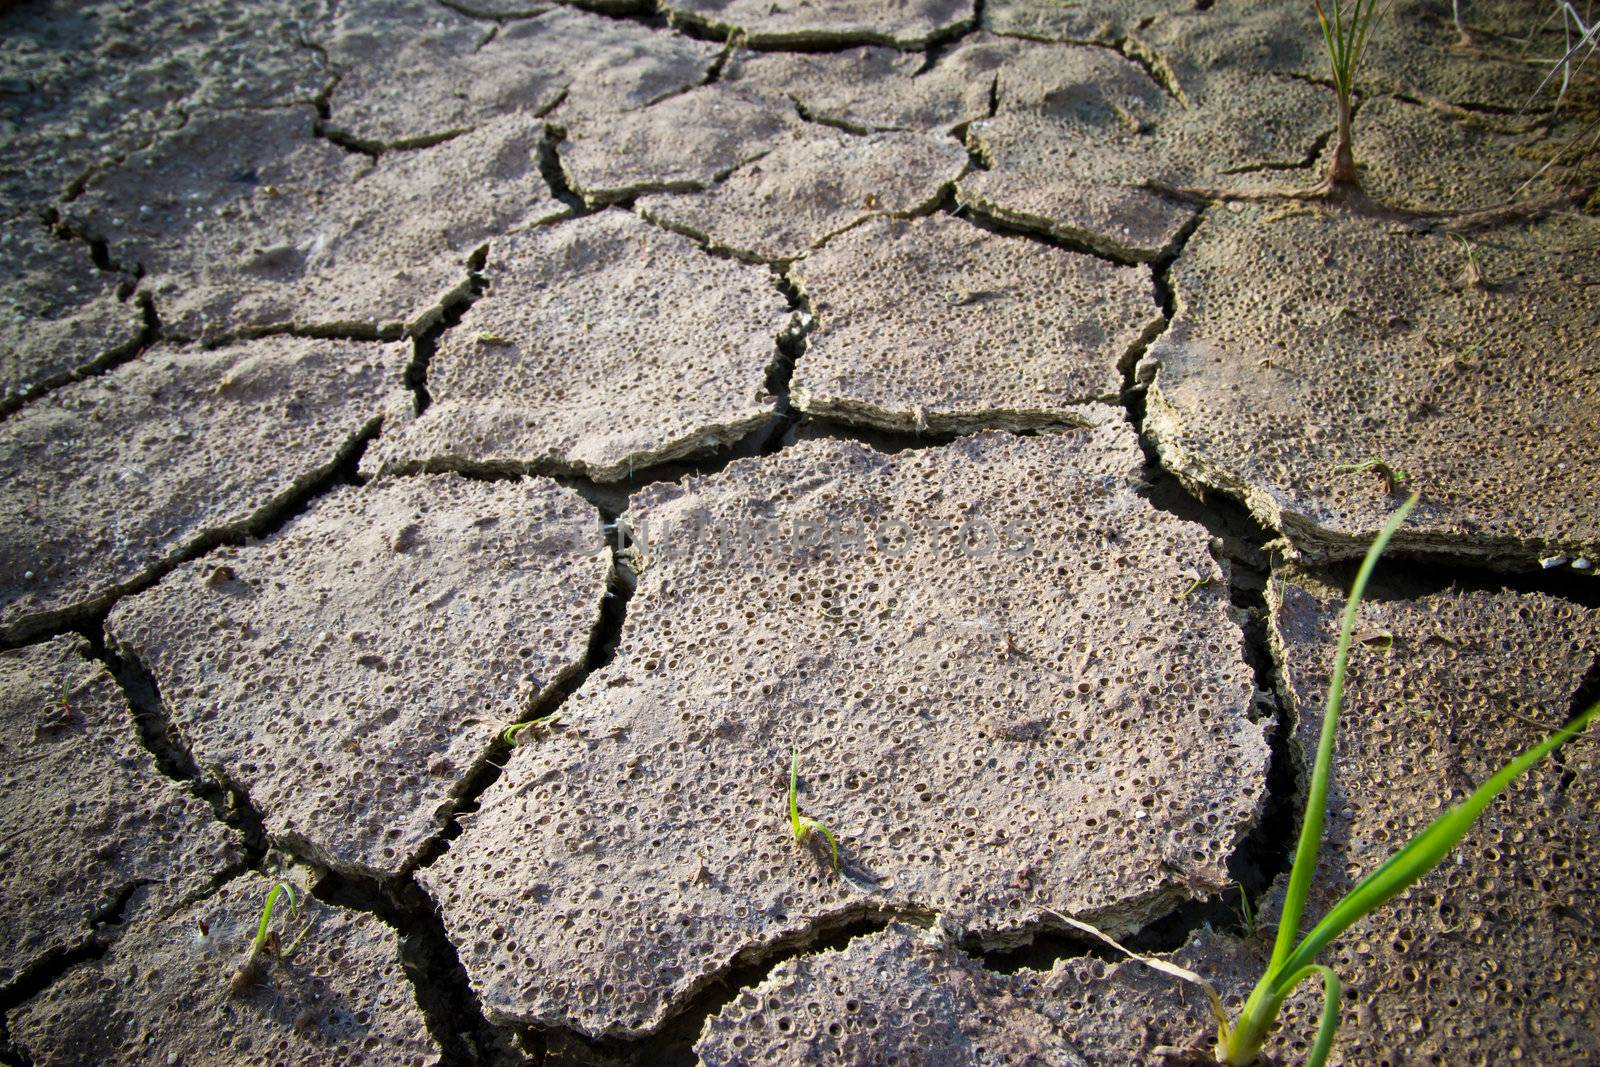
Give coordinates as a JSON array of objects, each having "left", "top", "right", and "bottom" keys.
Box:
[
  {"left": 251, "top": 881, "right": 297, "bottom": 954},
  {"left": 1273, "top": 695, "right": 1600, "bottom": 984},
  {"left": 1269, "top": 493, "right": 1418, "bottom": 972}
]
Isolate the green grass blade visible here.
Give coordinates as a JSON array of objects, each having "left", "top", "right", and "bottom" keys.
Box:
[
  {"left": 1295, "top": 965, "right": 1343, "bottom": 1067},
  {"left": 251, "top": 882, "right": 297, "bottom": 953},
  {"left": 788, "top": 749, "right": 801, "bottom": 836},
  {"left": 805, "top": 817, "right": 840, "bottom": 871},
  {"left": 1277, "top": 697, "right": 1600, "bottom": 983},
  {"left": 1314, "top": 0, "right": 1343, "bottom": 91},
  {"left": 1269, "top": 493, "right": 1418, "bottom": 972}
]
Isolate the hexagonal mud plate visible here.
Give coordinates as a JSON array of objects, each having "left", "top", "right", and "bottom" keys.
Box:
[
  {"left": 424, "top": 418, "right": 1267, "bottom": 1038},
  {"left": 1, "top": 217, "right": 144, "bottom": 411},
  {"left": 636, "top": 128, "right": 967, "bottom": 262},
  {"left": 107, "top": 474, "right": 609, "bottom": 880},
  {"left": 363, "top": 211, "right": 792, "bottom": 482},
  {"left": 789, "top": 215, "right": 1161, "bottom": 433},
  {"left": 0, "top": 637, "right": 243, "bottom": 986},
  {"left": 663, "top": 0, "right": 975, "bottom": 48},
  {"left": 0, "top": 337, "right": 411, "bottom": 642},
  {"left": 1141, "top": 206, "right": 1600, "bottom": 568},
  {"left": 959, "top": 42, "right": 1323, "bottom": 260},
  {"left": 67, "top": 108, "right": 566, "bottom": 343},
  {"left": 10, "top": 871, "right": 439, "bottom": 1065}
]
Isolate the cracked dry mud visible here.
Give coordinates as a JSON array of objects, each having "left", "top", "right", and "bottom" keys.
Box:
[
  {"left": 3, "top": 0, "right": 1599, "bottom": 1062},
  {"left": 365, "top": 210, "right": 792, "bottom": 481},
  {"left": 10, "top": 870, "right": 440, "bottom": 1065},
  {"left": 637, "top": 127, "right": 968, "bottom": 262},
  {"left": 318, "top": 0, "right": 718, "bottom": 148},
  {"left": 0, "top": 336, "right": 412, "bottom": 642},
  {"left": 67, "top": 107, "right": 568, "bottom": 343},
  {"left": 1, "top": 216, "right": 143, "bottom": 411},
  {"left": 1143, "top": 206, "right": 1600, "bottom": 567},
  {"left": 557, "top": 86, "right": 804, "bottom": 208},
  {"left": 0, "top": 636, "right": 243, "bottom": 987},
  {"left": 424, "top": 423, "right": 1269, "bottom": 1038},
  {"left": 662, "top": 0, "right": 974, "bottom": 49},
  {"left": 790, "top": 215, "right": 1162, "bottom": 432},
  {"left": 696, "top": 581, "right": 1600, "bottom": 1065},
  {"left": 960, "top": 41, "right": 1326, "bottom": 260},
  {"left": 108, "top": 474, "right": 609, "bottom": 880},
  {"left": 722, "top": 34, "right": 1024, "bottom": 134}
]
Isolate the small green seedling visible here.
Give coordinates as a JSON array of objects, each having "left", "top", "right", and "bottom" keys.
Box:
[
  {"left": 1450, "top": 234, "right": 1487, "bottom": 291},
  {"left": 1065, "top": 493, "right": 1600, "bottom": 1065},
  {"left": 502, "top": 713, "right": 561, "bottom": 748},
  {"left": 1335, "top": 457, "right": 1409, "bottom": 494},
  {"left": 1178, "top": 576, "right": 1214, "bottom": 602},
  {"left": 788, "top": 750, "right": 840, "bottom": 872},
  {"left": 1234, "top": 880, "right": 1257, "bottom": 939},
  {"left": 230, "top": 881, "right": 303, "bottom": 996},
  {"left": 41, "top": 680, "right": 74, "bottom": 729},
  {"left": 1313, "top": 0, "right": 1385, "bottom": 191}
]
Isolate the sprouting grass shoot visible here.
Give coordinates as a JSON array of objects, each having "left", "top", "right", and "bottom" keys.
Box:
[
  {"left": 1065, "top": 492, "right": 1600, "bottom": 1065},
  {"left": 788, "top": 749, "right": 840, "bottom": 872},
  {"left": 1313, "top": 0, "right": 1385, "bottom": 191},
  {"left": 503, "top": 713, "right": 561, "bottom": 748},
  {"left": 230, "top": 881, "right": 304, "bottom": 996},
  {"left": 1334, "top": 456, "right": 1408, "bottom": 493}
]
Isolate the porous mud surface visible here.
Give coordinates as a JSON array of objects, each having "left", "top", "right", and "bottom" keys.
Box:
[
  {"left": 10, "top": 870, "right": 440, "bottom": 1065},
  {"left": 2, "top": 0, "right": 1597, "bottom": 1062},
  {"left": 698, "top": 579, "right": 1600, "bottom": 1065},
  {"left": 107, "top": 474, "right": 608, "bottom": 880},
  {"left": 365, "top": 211, "right": 792, "bottom": 481},
  {"left": 0, "top": 337, "right": 412, "bottom": 641},
  {"left": 790, "top": 216, "right": 1162, "bottom": 432},
  {"left": 1143, "top": 207, "right": 1600, "bottom": 567},
  {"left": 0, "top": 637, "right": 243, "bottom": 987},
  {"left": 425, "top": 423, "right": 1267, "bottom": 1038}
]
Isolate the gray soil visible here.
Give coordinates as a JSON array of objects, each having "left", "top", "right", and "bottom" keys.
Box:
[{"left": 1, "top": 0, "right": 1596, "bottom": 1063}]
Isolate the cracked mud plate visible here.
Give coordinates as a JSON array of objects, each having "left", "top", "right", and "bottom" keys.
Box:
[
  {"left": 107, "top": 474, "right": 609, "bottom": 880},
  {"left": 790, "top": 214, "right": 1161, "bottom": 433},
  {"left": 364, "top": 211, "right": 792, "bottom": 482},
  {"left": 68, "top": 109, "right": 567, "bottom": 343},
  {"left": 0, "top": 337, "right": 411, "bottom": 642},
  {"left": 423, "top": 419, "right": 1267, "bottom": 1038},
  {"left": 1142, "top": 206, "right": 1600, "bottom": 568},
  {"left": 0, "top": 637, "right": 243, "bottom": 986}
]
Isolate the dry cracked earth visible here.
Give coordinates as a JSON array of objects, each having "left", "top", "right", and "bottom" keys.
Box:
[{"left": 1, "top": 0, "right": 1598, "bottom": 1064}]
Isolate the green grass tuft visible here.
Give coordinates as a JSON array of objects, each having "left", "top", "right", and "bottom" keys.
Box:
[{"left": 1313, "top": 0, "right": 1386, "bottom": 189}]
